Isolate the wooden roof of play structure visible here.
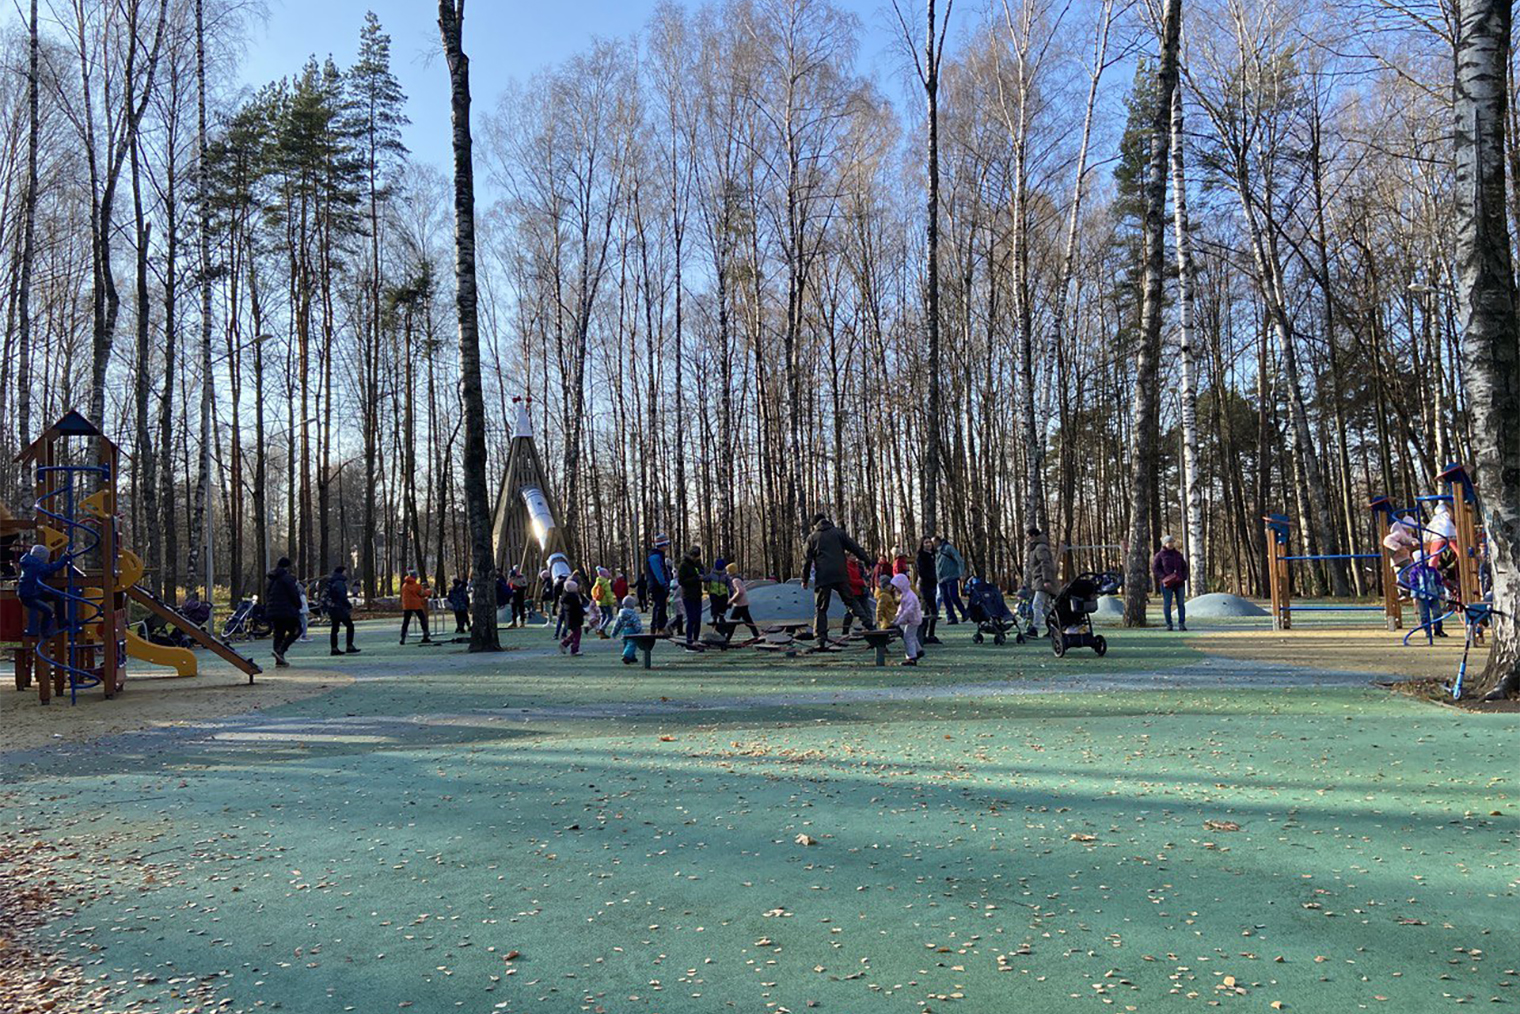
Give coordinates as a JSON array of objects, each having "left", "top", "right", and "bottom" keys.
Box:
[{"left": 15, "top": 410, "right": 121, "bottom": 464}]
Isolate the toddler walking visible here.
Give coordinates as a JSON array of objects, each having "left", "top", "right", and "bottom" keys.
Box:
[
  {"left": 890, "top": 573, "right": 924, "bottom": 665},
  {"left": 559, "top": 580, "right": 587, "bottom": 656},
  {"left": 611, "top": 595, "right": 644, "bottom": 664}
]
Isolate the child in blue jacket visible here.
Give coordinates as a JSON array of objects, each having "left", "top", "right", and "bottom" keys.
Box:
[{"left": 611, "top": 595, "right": 644, "bottom": 664}]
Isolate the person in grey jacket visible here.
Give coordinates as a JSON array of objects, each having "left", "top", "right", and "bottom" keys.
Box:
[
  {"left": 935, "top": 537, "right": 966, "bottom": 624},
  {"left": 1023, "top": 528, "right": 1057, "bottom": 637}
]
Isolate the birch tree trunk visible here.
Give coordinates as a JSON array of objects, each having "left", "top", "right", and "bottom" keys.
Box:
[
  {"left": 438, "top": 0, "right": 500, "bottom": 650},
  {"left": 1453, "top": 0, "right": 1520, "bottom": 700},
  {"left": 1169, "top": 85, "right": 1205, "bottom": 594},
  {"left": 195, "top": 0, "right": 214, "bottom": 600},
  {"left": 129, "top": 131, "right": 160, "bottom": 599},
  {"left": 1122, "top": 0, "right": 1181, "bottom": 627},
  {"left": 15, "top": 0, "right": 39, "bottom": 450},
  {"left": 1036, "top": 0, "right": 1112, "bottom": 535},
  {"left": 922, "top": 0, "right": 948, "bottom": 535}
]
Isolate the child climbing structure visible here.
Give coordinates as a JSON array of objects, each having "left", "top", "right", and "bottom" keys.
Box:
[
  {"left": 1264, "top": 463, "right": 1489, "bottom": 637},
  {"left": 1370, "top": 463, "right": 1488, "bottom": 646},
  {"left": 1, "top": 411, "right": 260, "bottom": 705}
]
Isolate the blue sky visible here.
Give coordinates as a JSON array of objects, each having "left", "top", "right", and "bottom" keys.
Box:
[{"left": 238, "top": 0, "right": 916, "bottom": 172}]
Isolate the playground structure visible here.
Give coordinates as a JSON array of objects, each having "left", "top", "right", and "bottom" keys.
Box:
[
  {"left": 1, "top": 411, "right": 260, "bottom": 705},
  {"left": 1265, "top": 463, "right": 1486, "bottom": 635},
  {"left": 491, "top": 398, "right": 573, "bottom": 595},
  {"left": 1263, "top": 512, "right": 1399, "bottom": 631}
]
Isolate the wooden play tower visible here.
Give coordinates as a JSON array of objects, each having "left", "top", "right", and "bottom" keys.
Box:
[
  {"left": 2, "top": 411, "right": 260, "bottom": 705},
  {"left": 5, "top": 410, "right": 127, "bottom": 704}
]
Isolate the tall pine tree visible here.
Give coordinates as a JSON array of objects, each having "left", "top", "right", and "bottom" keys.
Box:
[{"left": 347, "top": 12, "right": 410, "bottom": 601}]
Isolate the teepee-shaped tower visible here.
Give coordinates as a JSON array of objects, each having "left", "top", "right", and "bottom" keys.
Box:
[{"left": 491, "top": 399, "right": 572, "bottom": 582}]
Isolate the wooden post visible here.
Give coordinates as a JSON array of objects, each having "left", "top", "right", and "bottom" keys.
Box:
[
  {"left": 100, "top": 440, "right": 122, "bottom": 695},
  {"left": 1438, "top": 464, "right": 1484, "bottom": 643},
  {"left": 1368, "top": 496, "right": 1404, "bottom": 631},
  {"left": 34, "top": 433, "right": 53, "bottom": 704},
  {"left": 1263, "top": 514, "right": 1291, "bottom": 630}
]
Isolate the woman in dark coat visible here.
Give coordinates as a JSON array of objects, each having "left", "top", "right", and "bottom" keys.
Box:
[
  {"left": 265, "top": 557, "right": 302, "bottom": 666},
  {"left": 915, "top": 537, "right": 940, "bottom": 645}
]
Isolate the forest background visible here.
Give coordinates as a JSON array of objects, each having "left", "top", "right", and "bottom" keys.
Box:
[{"left": 0, "top": 0, "right": 1488, "bottom": 615}]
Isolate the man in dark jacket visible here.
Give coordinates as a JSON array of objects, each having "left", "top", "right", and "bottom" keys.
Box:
[
  {"left": 265, "top": 557, "right": 302, "bottom": 666},
  {"left": 494, "top": 572, "right": 512, "bottom": 625},
  {"left": 326, "top": 565, "right": 360, "bottom": 656},
  {"left": 677, "top": 546, "right": 705, "bottom": 649},
  {"left": 646, "top": 534, "right": 672, "bottom": 634},
  {"left": 802, "top": 515, "right": 873, "bottom": 644}
]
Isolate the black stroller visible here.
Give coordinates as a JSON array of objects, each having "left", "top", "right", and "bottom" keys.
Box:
[
  {"left": 222, "top": 599, "right": 272, "bottom": 640},
  {"left": 965, "top": 578, "right": 1024, "bottom": 645},
  {"left": 1047, "top": 572, "right": 1109, "bottom": 657}
]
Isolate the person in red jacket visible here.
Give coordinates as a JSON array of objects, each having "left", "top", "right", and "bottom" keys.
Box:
[
  {"left": 840, "top": 556, "right": 877, "bottom": 635},
  {"left": 612, "top": 571, "right": 629, "bottom": 603}
]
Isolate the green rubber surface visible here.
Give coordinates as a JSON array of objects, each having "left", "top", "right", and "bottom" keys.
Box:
[{"left": 4, "top": 620, "right": 1515, "bottom": 1012}]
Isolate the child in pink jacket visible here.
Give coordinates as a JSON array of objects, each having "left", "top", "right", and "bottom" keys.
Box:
[{"left": 890, "top": 573, "right": 924, "bottom": 665}]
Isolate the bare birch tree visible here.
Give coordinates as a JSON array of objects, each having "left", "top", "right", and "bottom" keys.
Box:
[
  {"left": 1122, "top": 0, "right": 1180, "bottom": 626},
  {"left": 1453, "top": 0, "right": 1519, "bottom": 700}
]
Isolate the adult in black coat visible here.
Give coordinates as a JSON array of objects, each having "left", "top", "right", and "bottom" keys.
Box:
[
  {"left": 915, "top": 537, "right": 942, "bottom": 645},
  {"left": 326, "top": 565, "right": 360, "bottom": 655},
  {"left": 802, "top": 515, "right": 873, "bottom": 644},
  {"left": 265, "top": 558, "right": 303, "bottom": 665}
]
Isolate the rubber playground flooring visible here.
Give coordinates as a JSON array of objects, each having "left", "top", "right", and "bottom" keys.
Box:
[{"left": 2, "top": 618, "right": 1515, "bottom": 1013}]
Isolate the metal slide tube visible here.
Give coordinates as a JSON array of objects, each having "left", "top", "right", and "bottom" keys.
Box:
[{"left": 521, "top": 486, "right": 572, "bottom": 581}]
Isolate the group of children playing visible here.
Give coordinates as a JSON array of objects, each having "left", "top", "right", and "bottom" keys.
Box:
[
  {"left": 1381, "top": 503, "right": 1462, "bottom": 642},
  {"left": 547, "top": 548, "right": 933, "bottom": 666}
]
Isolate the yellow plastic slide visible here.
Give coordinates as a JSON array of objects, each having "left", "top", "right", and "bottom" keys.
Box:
[{"left": 125, "top": 628, "right": 197, "bottom": 677}]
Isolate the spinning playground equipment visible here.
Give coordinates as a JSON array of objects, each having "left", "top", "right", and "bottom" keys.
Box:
[
  {"left": 1, "top": 412, "right": 260, "bottom": 705},
  {"left": 491, "top": 399, "right": 573, "bottom": 587},
  {"left": 1265, "top": 463, "right": 1487, "bottom": 635}
]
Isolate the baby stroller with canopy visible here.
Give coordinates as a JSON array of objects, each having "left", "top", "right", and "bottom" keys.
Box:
[
  {"left": 965, "top": 577, "right": 1023, "bottom": 645},
  {"left": 222, "top": 599, "right": 271, "bottom": 640},
  {"left": 1047, "top": 572, "right": 1109, "bottom": 657}
]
